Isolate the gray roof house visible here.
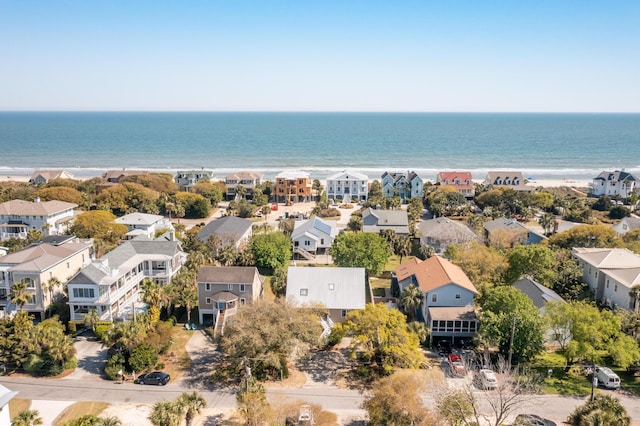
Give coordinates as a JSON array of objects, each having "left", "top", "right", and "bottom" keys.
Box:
[
  {"left": 381, "top": 171, "right": 423, "bottom": 201},
  {"left": 197, "top": 216, "right": 253, "bottom": 249},
  {"left": 483, "top": 171, "right": 532, "bottom": 192},
  {"left": 29, "top": 169, "right": 74, "bottom": 184},
  {"left": 286, "top": 266, "right": 367, "bottom": 324},
  {"left": 362, "top": 208, "right": 410, "bottom": 236},
  {"left": 514, "top": 277, "right": 566, "bottom": 346},
  {"left": 0, "top": 199, "right": 77, "bottom": 241},
  {"left": 291, "top": 217, "right": 337, "bottom": 259},
  {"left": 66, "top": 236, "right": 186, "bottom": 322},
  {"left": 419, "top": 217, "right": 479, "bottom": 254},
  {"left": 590, "top": 170, "right": 639, "bottom": 198},
  {"left": 175, "top": 170, "right": 214, "bottom": 192},
  {"left": 613, "top": 217, "right": 640, "bottom": 235},
  {"left": 484, "top": 218, "right": 545, "bottom": 246}
]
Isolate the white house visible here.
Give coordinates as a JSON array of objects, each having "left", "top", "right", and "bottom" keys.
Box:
[
  {"left": 0, "top": 384, "right": 18, "bottom": 426},
  {"left": 115, "top": 212, "right": 174, "bottom": 240},
  {"left": 66, "top": 236, "right": 186, "bottom": 322},
  {"left": 325, "top": 171, "right": 369, "bottom": 202},
  {"left": 381, "top": 171, "right": 423, "bottom": 201},
  {"left": 395, "top": 256, "right": 479, "bottom": 345},
  {"left": 0, "top": 236, "right": 93, "bottom": 320},
  {"left": 291, "top": 217, "right": 337, "bottom": 259},
  {"left": 573, "top": 247, "right": 640, "bottom": 311},
  {"left": 590, "top": 170, "right": 639, "bottom": 198},
  {"left": 286, "top": 266, "right": 367, "bottom": 324},
  {"left": 0, "top": 199, "right": 77, "bottom": 241},
  {"left": 613, "top": 217, "right": 640, "bottom": 235}
]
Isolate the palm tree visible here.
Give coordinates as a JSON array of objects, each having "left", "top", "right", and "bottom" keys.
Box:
[
  {"left": 394, "top": 236, "right": 413, "bottom": 264},
  {"left": 141, "top": 279, "right": 162, "bottom": 307},
  {"left": 47, "top": 332, "right": 75, "bottom": 369},
  {"left": 179, "top": 391, "right": 207, "bottom": 426},
  {"left": 13, "top": 409, "right": 43, "bottom": 426},
  {"left": 149, "top": 400, "right": 182, "bottom": 426},
  {"left": 418, "top": 244, "right": 435, "bottom": 260},
  {"left": 83, "top": 308, "right": 101, "bottom": 333},
  {"left": 538, "top": 213, "right": 556, "bottom": 236},
  {"left": 42, "top": 277, "right": 61, "bottom": 317},
  {"left": 401, "top": 284, "right": 423, "bottom": 321},
  {"left": 568, "top": 394, "right": 630, "bottom": 426},
  {"left": 9, "top": 280, "right": 31, "bottom": 311},
  {"left": 176, "top": 285, "right": 198, "bottom": 324},
  {"left": 96, "top": 416, "right": 122, "bottom": 426}
]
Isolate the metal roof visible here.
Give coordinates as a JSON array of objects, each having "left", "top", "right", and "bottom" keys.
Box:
[{"left": 286, "top": 266, "right": 366, "bottom": 310}]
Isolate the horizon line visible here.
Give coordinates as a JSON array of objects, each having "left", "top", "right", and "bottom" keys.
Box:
[{"left": 1, "top": 110, "right": 639, "bottom": 114}]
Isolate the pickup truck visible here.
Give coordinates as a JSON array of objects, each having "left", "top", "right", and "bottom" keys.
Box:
[{"left": 447, "top": 354, "right": 467, "bottom": 377}]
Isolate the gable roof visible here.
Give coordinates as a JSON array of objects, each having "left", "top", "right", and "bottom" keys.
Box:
[
  {"left": 286, "top": 266, "right": 366, "bottom": 310},
  {"left": 381, "top": 171, "right": 422, "bottom": 184},
  {"left": 115, "top": 213, "right": 166, "bottom": 226},
  {"left": 291, "top": 217, "right": 337, "bottom": 241},
  {"left": 419, "top": 217, "right": 479, "bottom": 242},
  {"left": 614, "top": 217, "right": 640, "bottom": 234},
  {"left": 29, "top": 169, "right": 73, "bottom": 183},
  {"left": 513, "top": 277, "right": 564, "bottom": 309},
  {"left": 437, "top": 171, "right": 473, "bottom": 185},
  {"left": 395, "top": 256, "right": 478, "bottom": 294},
  {"left": 573, "top": 247, "right": 640, "bottom": 269},
  {"left": 594, "top": 170, "right": 638, "bottom": 182},
  {"left": 197, "top": 216, "right": 253, "bottom": 243},
  {"left": 362, "top": 208, "right": 409, "bottom": 234},
  {"left": 0, "top": 199, "right": 77, "bottom": 216},
  {"left": 484, "top": 218, "right": 529, "bottom": 233},
  {"left": 326, "top": 170, "right": 369, "bottom": 181},
  {"left": 197, "top": 266, "right": 262, "bottom": 284},
  {"left": 602, "top": 267, "right": 640, "bottom": 289}
]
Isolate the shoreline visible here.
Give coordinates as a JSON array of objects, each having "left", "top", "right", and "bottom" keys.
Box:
[{"left": 0, "top": 170, "right": 591, "bottom": 189}]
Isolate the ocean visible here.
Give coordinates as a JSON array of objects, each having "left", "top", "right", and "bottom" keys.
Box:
[{"left": 0, "top": 112, "right": 639, "bottom": 181}]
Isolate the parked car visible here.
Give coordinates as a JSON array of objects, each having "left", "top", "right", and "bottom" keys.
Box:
[
  {"left": 478, "top": 368, "right": 498, "bottom": 390},
  {"left": 447, "top": 354, "right": 467, "bottom": 377},
  {"left": 594, "top": 366, "right": 620, "bottom": 389},
  {"left": 513, "top": 414, "right": 556, "bottom": 426},
  {"left": 135, "top": 371, "right": 170, "bottom": 386}
]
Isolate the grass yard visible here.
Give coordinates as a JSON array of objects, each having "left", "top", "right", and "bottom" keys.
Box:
[
  {"left": 157, "top": 326, "right": 193, "bottom": 381},
  {"left": 53, "top": 401, "right": 109, "bottom": 425},
  {"left": 9, "top": 398, "right": 31, "bottom": 420}
]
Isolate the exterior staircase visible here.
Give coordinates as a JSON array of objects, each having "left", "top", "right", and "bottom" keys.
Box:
[
  {"left": 294, "top": 247, "right": 316, "bottom": 261},
  {"left": 320, "top": 315, "right": 335, "bottom": 339},
  {"left": 214, "top": 310, "right": 226, "bottom": 337}
]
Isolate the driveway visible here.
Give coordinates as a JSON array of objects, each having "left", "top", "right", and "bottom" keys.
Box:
[{"left": 62, "top": 333, "right": 108, "bottom": 381}]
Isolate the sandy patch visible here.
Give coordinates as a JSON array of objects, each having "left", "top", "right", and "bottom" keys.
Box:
[{"left": 100, "top": 403, "right": 153, "bottom": 425}]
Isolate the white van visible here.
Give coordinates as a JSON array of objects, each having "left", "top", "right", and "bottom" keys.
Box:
[
  {"left": 594, "top": 366, "right": 620, "bottom": 389},
  {"left": 479, "top": 368, "right": 498, "bottom": 390}
]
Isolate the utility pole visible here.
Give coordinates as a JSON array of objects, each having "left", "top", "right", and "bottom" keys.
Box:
[{"left": 507, "top": 315, "right": 516, "bottom": 370}]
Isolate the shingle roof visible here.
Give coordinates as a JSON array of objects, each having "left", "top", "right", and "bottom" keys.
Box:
[
  {"left": 573, "top": 247, "right": 640, "bottom": 269},
  {"left": 513, "top": 277, "right": 564, "bottom": 309},
  {"left": 225, "top": 171, "right": 264, "bottom": 181},
  {"left": 0, "top": 199, "right": 77, "bottom": 216},
  {"left": 197, "top": 266, "right": 261, "bottom": 284},
  {"left": 0, "top": 242, "right": 90, "bottom": 272},
  {"left": 419, "top": 218, "right": 479, "bottom": 243},
  {"left": 197, "top": 216, "right": 253, "bottom": 243},
  {"left": 395, "top": 256, "right": 478, "bottom": 294},
  {"left": 594, "top": 170, "right": 638, "bottom": 182},
  {"left": 286, "top": 266, "right": 366, "bottom": 310},
  {"left": 437, "top": 171, "right": 473, "bottom": 186},
  {"left": 484, "top": 218, "right": 528, "bottom": 233},
  {"left": 362, "top": 208, "right": 409, "bottom": 234}
]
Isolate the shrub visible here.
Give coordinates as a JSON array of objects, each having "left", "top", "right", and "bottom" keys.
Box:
[
  {"left": 64, "top": 357, "right": 78, "bottom": 370},
  {"left": 23, "top": 354, "right": 45, "bottom": 376},
  {"left": 129, "top": 344, "right": 159, "bottom": 373},
  {"left": 104, "top": 353, "right": 125, "bottom": 380},
  {"left": 94, "top": 324, "right": 110, "bottom": 341},
  {"left": 327, "top": 325, "right": 346, "bottom": 347},
  {"left": 67, "top": 321, "right": 77, "bottom": 335},
  {"left": 609, "top": 205, "right": 630, "bottom": 219}
]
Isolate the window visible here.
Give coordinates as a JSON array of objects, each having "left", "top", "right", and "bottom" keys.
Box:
[
  {"left": 455, "top": 293, "right": 461, "bottom": 299},
  {"left": 615, "top": 284, "right": 618, "bottom": 292},
  {"left": 67, "top": 262, "right": 70, "bottom": 269},
  {"left": 320, "top": 239, "right": 324, "bottom": 244},
  {"left": 304, "top": 240, "right": 310, "bottom": 246},
  {"left": 205, "top": 283, "right": 211, "bottom": 291},
  {"left": 205, "top": 297, "right": 211, "bottom": 305},
  {"left": 300, "top": 288, "right": 308, "bottom": 296},
  {"left": 240, "top": 298, "right": 246, "bottom": 304},
  {"left": 22, "top": 278, "right": 35, "bottom": 288},
  {"left": 73, "top": 288, "right": 95, "bottom": 298},
  {"left": 329, "top": 283, "right": 335, "bottom": 290},
  {"left": 341, "top": 309, "right": 348, "bottom": 318},
  {"left": 228, "top": 284, "right": 233, "bottom": 291},
  {"left": 431, "top": 293, "right": 438, "bottom": 303},
  {"left": 240, "top": 284, "right": 246, "bottom": 293}
]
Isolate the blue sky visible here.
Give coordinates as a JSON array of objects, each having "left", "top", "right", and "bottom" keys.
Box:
[{"left": 1, "top": 1, "right": 639, "bottom": 112}]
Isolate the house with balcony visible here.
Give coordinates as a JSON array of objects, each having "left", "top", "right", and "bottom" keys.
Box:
[
  {"left": 395, "top": 255, "right": 479, "bottom": 345},
  {"left": 197, "top": 216, "right": 253, "bottom": 250},
  {"left": 325, "top": 171, "right": 369, "bottom": 202},
  {"left": 0, "top": 236, "right": 93, "bottom": 320},
  {"left": 286, "top": 266, "right": 367, "bottom": 324},
  {"left": 115, "top": 212, "right": 174, "bottom": 240},
  {"left": 573, "top": 247, "right": 640, "bottom": 311},
  {"left": 436, "top": 171, "right": 475, "bottom": 198},
  {"left": 225, "top": 171, "right": 264, "bottom": 200},
  {"left": 274, "top": 171, "right": 312, "bottom": 204},
  {"left": 0, "top": 199, "right": 77, "bottom": 241},
  {"left": 197, "top": 266, "right": 264, "bottom": 331},
  {"left": 291, "top": 217, "right": 337, "bottom": 260},
  {"left": 362, "top": 207, "right": 410, "bottom": 236},
  {"left": 66, "top": 236, "right": 186, "bottom": 322},
  {"left": 175, "top": 170, "right": 214, "bottom": 192},
  {"left": 483, "top": 171, "right": 532, "bottom": 192},
  {"left": 590, "top": 170, "right": 639, "bottom": 198},
  {"left": 381, "top": 171, "right": 423, "bottom": 201},
  {"left": 29, "top": 169, "right": 74, "bottom": 185},
  {"left": 419, "top": 217, "right": 479, "bottom": 254}
]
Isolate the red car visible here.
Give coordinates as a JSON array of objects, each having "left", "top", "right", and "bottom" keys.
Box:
[{"left": 447, "top": 354, "right": 467, "bottom": 377}]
